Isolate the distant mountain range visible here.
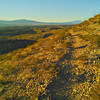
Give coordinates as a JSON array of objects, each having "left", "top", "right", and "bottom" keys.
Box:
[{"left": 0, "top": 19, "right": 82, "bottom": 26}]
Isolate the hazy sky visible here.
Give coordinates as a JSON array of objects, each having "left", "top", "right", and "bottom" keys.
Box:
[{"left": 0, "top": 0, "right": 100, "bottom": 22}]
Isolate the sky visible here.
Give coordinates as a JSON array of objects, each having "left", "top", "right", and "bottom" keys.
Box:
[{"left": 0, "top": 0, "right": 100, "bottom": 22}]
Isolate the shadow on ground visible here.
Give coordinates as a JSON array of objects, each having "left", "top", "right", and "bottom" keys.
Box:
[{"left": 0, "top": 39, "right": 37, "bottom": 55}]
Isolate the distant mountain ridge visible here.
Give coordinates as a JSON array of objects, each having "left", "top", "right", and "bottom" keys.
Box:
[{"left": 0, "top": 19, "right": 82, "bottom": 26}]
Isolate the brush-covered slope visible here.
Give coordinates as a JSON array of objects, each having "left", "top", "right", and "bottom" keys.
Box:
[{"left": 0, "top": 15, "right": 100, "bottom": 100}]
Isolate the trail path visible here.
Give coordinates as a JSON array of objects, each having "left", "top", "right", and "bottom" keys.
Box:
[{"left": 39, "top": 33, "right": 92, "bottom": 100}]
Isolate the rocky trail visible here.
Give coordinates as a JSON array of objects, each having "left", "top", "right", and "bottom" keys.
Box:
[{"left": 38, "top": 33, "right": 98, "bottom": 100}]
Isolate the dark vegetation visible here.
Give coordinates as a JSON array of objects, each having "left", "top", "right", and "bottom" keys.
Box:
[
  {"left": 0, "top": 39, "right": 36, "bottom": 54},
  {"left": 0, "top": 26, "right": 36, "bottom": 36}
]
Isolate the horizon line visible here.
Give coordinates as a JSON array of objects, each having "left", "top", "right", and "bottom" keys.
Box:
[{"left": 0, "top": 18, "right": 85, "bottom": 23}]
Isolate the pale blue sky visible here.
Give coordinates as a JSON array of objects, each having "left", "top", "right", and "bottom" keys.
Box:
[{"left": 0, "top": 0, "right": 100, "bottom": 22}]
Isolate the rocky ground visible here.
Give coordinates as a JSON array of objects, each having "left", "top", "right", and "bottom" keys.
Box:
[{"left": 0, "top": 15, "right": 100, "bottom": 100}]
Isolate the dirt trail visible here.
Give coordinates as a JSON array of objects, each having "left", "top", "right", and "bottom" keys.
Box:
[{"left": 38, "top": 34, "right": 90, "bottom": 100}]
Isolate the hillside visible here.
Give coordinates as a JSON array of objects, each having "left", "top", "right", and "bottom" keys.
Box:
[{"left": 0, "top": 15, "right": 100, "bottom": 100}]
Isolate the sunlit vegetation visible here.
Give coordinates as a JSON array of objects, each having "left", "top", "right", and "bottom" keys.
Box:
[{"left": 0, "top": 15, "right": 100, "bottom": 100}]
